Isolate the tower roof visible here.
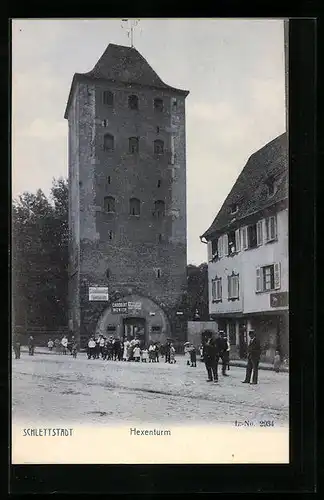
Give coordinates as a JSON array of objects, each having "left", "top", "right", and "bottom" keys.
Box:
[
  {"left": 64, "top": 43, "right": 189, "bottom": 118},
  {"left": 201, "top": 132, "right": 288, "bottom": 240}
]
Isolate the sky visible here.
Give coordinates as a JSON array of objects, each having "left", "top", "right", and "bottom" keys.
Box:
[{"left": 12, "top": 19, "right": 286, "bottom": 265}]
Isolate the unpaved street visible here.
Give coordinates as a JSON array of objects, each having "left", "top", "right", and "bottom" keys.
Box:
[{"left": 12, "top": 353, "right": 289, "bottom": 426}]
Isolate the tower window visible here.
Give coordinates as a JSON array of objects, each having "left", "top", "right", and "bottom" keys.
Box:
[
  {"left": 129, "top": 197, "right": 140, "bottom": 216},
  {"left": 107, "top": 176, "right": 111, "bottom": 185},
  {"left": 108, "top": 230, "right": 114, "bottom": 240},
  {"left": 129, "top": 137, "right": 139, "bottom": 154},
  {"left": 157, "top": 179, "right": 161, "bottom": 188},
  {"left": 104, "top": 196, "right": 116, "bottom": 213},
  {"left": 154, "top": 98, "right": 164, "bottom": 112},
  {"left": 103, "top": 91, "right": 114, "bottom": 106},
  {"left": 158, "top": 233, "right": 163, "bottom": 243},
  {"left": 102, "top": 119, "right": 109, "bottom": 127},
  {"left": 156, "top": 126, "right": 160, "bottom": 134},
  {"left": 172, "top": 98, "right": 178, "bottom": 110},
  {"left": 103, "top": 134, "right": 114, "bottom": 151},
  {"left": 154, "top": 268, "right": 162, "bottom": 278},
  {"left": 154, "top": 200, "right": 165, "bottom": 218},
  {"left": 128, "top": 95, "right": 139, "bottom": 110},
  {"left": 154, "top": 139, "right": 164, "bottom": 155}
]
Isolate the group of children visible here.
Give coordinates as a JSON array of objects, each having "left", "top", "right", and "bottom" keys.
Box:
[
  {"left": 85, "top": 335, "right": 178, "bottom": 364},
  {"left": 47, "top": 336, "right": 78, "bottom": 357}
]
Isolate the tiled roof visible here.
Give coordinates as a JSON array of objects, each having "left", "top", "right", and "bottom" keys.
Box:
[
  {"left": 201, "top": 132, "right": 288, "bottom": 240},
  {"left": 64, "top": 44, "right": 189, "bottom": 118}
]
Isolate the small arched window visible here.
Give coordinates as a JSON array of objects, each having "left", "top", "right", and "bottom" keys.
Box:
[
  {"left": 128, "top": 95, "right": 139, "bottom": 110},
  {"left": 154, "top": 200, "right": 165, "bottom": 218},
  {"left": 154, "top": 139, "right": 164, "bottom": 155},
  {"left": 104, "top": 196, "right": 116, "bottom": 213},
  {"left": 103, "top": 91, "right": 114, "bottom": 106},
  {"left": 129, "top": 197, "right": 141, "bottom": 216},
  {"left": 129, "top": 137, "right": 139, "bottom": 154},
  {"left": 103, "top": 133, "right": 114, "bottom": 151},
  {"left": 154, "top": 98, "right": 164, "bottom": 112}
]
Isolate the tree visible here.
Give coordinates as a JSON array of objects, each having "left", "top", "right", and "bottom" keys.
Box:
[{"left": 12, "top": 178, "right": 69, "bottom": 331}]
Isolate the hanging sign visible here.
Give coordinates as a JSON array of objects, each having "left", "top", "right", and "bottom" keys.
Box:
[{"left": 89, "top": 287, "right": 109, "bottom": 301}]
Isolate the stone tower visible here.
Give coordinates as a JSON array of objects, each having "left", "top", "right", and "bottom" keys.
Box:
[{"left": 64, "top": 43, "right": 189, "bottom": 347}]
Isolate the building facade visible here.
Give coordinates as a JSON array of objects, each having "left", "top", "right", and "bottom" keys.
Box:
[
  {"left": 201, "top": 134, "right": 288, "bottom": 362},
  {"left": 64, "top": 43, "right": 189, "bottom": 347}
]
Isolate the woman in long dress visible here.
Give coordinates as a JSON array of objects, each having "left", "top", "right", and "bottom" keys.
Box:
[{"left": 123, "top": 340, "right": 129, "bottom": 361}]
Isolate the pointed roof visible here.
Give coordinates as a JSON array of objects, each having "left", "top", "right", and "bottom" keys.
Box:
[
  {"left": 64, "top": 43, "right": 189, "bottom": 118},
  {"left": 201, "top": 132, "right": 288, "bottom": 240}
]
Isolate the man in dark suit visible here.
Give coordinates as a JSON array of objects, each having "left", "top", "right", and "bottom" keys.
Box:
[
  {"left": 242, "top": 330, "right": 261, "bottom": 384},
  {"left": 218, "top": 331, "right": 230, "bottom": 377},
  {"left": 203, "top": 332, "right": 220, "bottom": 383}
]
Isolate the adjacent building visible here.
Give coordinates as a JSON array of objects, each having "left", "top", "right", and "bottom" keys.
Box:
[
  {"left": 201, "top": 133, "right": 288, "bottom": 362},
  {"left": 64, "top": 43, "right": 189, "bottom": 347}
]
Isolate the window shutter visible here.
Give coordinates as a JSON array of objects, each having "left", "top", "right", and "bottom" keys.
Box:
[
  {"left": 223, "top": 234, "right": 228, "bottom": 256},
  {"left": 235, "top": 276, "right": 239, "bottom": 298},
  {"left": 218, "top": 236, "right": 223, "bottom": 258},
  {"left": 272, "top": 216, "right": 278, "bottom": 240},
  {"left": 235, "top": 229, "right": 241, "bottom": 252},
  {"left": 274, "top": 262, "right": 281, "bottom": 289},
  {"left": 219, "top": 279, "right": 222, "bottom": 300},
  {"left": 212, "top": 280, "right": 216, "bottom": 300},
  {"left": 227, "top": 276, "right": 231, "bottom": 299},
  {"left": 264, "top": 218, "right": 269, "bottom": 242},
  {"left": 256, "top": 267, "right": 261, "bottom": 292},
  {"left": 257, "top": 220, "right": 263, "bottom": 246},
  {"left": 241, "top": 227, "right": 248, "bottom": 250}
]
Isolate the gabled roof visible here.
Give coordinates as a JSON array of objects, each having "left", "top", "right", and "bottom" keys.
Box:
[
  {"left": 201, "top": 132, "right": 288, "bottom": 240},
  {"left": 64, "top": 43, "right": 189, "bottom": 118}
]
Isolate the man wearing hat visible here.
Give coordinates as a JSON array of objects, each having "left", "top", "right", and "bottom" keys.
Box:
[
  {"left": 242, "top": 330, "right": 261, "bottom": 384},
  {"left": 219, "top": 331, "right": 230, "bottom": 376}
]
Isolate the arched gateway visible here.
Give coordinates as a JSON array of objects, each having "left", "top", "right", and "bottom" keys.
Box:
[{"left": 95, "top": 295, "right": 171, "bottom": 345}]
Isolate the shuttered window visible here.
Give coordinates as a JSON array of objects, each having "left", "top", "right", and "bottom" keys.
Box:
[
  {"left": 265, "top": 215, "right": 277, "bottom": 242},
  {"left": 240, "top": 226, "right": 248, "bottom": 250},
  {"left": 212, "top": 277, "right": 222, "bottom": 301},
  {"left": 257, "top": 220, "right": 264, "bottom": 246},
  {"left": 256, "top": 263, "right": 281, "bottom": 292},
  {"left": 228, "top": 273, "right": 239, "bottom": 299}
]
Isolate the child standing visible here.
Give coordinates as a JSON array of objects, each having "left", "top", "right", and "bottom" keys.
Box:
[
  {"left": 273, "top": 351, "right": 281, "bottom": 373},
  {"left": 133, "top": 345, "right": 141, "bottom": 362},
  {"left": 189, "top": 345, "right": 197, "bottom": 367},
  {"left": 170, "top": 343, "right": 176, "bottom": 364},
  {"left": 47, "top": 339, "right": 54, "bottom": 351},
  {"left": 141, "top": 348, "right": 148, "bottom": 362}
]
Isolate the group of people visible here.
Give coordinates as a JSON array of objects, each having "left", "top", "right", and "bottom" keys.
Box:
[
  {"left": 201, "top": 329, "right": 261, "bottom": 384},
  {"left": 86, "top": 335, "right": 178, "bottom": 364},
  {"left": 47, "top": 335, "right": 78, "bottom": 357}
]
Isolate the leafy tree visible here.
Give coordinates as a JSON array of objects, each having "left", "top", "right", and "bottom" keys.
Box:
[{"left": 12, "top": 178, "right": 68, "bottom": 332}]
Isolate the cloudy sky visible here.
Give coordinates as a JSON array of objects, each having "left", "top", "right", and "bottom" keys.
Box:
[{"left": 12, "top": 19, "right": 286, "bottom": 265}]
